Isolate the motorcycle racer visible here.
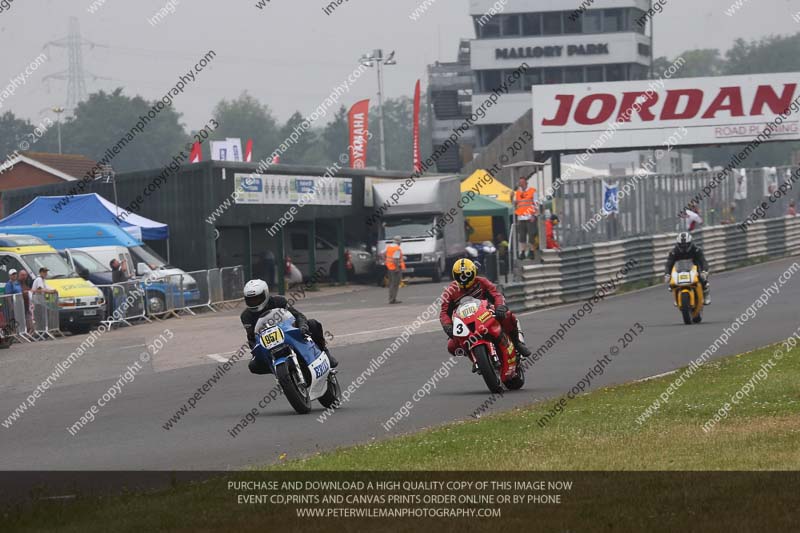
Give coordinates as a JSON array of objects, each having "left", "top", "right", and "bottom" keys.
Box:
[
  {"left": 241, "top": 279, "right": 338, "bottom": 374},
  {"left": 440, "top": 258, "right": 532, "bottom": 365},
  {"left": 663, "top": 232, "right": 711, "bottom": 305}
]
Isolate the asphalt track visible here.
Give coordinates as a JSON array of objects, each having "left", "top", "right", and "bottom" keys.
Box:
[{"left": 0, "top": 256, "right": 799, "bottom": 470}]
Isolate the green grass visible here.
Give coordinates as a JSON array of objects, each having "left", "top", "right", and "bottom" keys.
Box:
[
  {"left": 6, "top": 341, "right": 799, "bottom": 532},
  {"left": 280, "top": 341, "right": 799, "bottom": 471}
]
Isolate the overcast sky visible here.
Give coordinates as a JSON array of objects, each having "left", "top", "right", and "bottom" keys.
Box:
[{"left": 1, "top": 0, "right": 798, "bottom": 131}]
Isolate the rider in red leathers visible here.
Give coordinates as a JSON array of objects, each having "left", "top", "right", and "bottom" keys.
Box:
[{"left": 440, "top": 259, "right": 531, "bottom": 365}]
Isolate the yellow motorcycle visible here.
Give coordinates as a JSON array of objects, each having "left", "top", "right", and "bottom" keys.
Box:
[{"left": 669, "top": 259, "right": 704, "bottom": 325}]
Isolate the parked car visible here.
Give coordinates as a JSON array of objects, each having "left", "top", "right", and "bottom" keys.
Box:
[
  {"left": 59, "top": 248, "right": 114, "bottom": 286},
  {"left": 284, "top": 229, "right": 374, "bottom": 281}
]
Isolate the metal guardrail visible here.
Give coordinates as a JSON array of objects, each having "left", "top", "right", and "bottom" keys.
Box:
[{"left": 504, "top": 216, "right": 800, "bottom": 312}]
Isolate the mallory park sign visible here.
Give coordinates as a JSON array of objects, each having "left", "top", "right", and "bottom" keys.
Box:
[{"left": 495, "top": 43, "right": 609, "bottom": 60}]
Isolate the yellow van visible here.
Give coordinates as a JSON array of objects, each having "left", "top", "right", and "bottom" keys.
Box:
[{"left": 0, "top": 234, "right": 105, "bottom": 333}]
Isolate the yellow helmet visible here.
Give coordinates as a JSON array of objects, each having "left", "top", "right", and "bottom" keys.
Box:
[{"left": 452, "top": 258, "right": 478, "bottom": 289}]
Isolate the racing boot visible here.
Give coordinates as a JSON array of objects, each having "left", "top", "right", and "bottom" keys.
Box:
[
  {"left": 510, "top": 329, "right": 532, "bottom": 358},
  {"left": 703, "top": 286, "right": 711, "bottom": 306},
  {"left": 248, "top": 356, "right": 272, "bottom": 375}
]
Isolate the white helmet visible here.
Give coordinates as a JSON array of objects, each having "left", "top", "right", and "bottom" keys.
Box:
[
  {"left": 676, "top": 231, "right": 692, "bottom": 253},
  {"left": 243, "top": 279, "right": 269, "bottom": 313}
]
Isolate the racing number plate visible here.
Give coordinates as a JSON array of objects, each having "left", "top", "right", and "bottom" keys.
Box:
[
  {"left": 678, "top": 273, "right": 691, "bottom": 283},
  {"left": 260, "top": 327, "right": 285, "bottom": 349},
  {"left": 457, "top": 302, "right": 479, "bottom": 319}
]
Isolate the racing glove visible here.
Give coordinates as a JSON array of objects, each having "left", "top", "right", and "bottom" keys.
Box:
[
  {"left": 700, "top": 271, "right": 709, "bottom": 281},
  {"left": 494, "top": 305, "right": 508, "bottom": 321},
  {"left": 299, "top": 322, "right": 311, "bottom": 336},
  {"left": 443, "top": 323, "right": 454, "bottom": 338}
]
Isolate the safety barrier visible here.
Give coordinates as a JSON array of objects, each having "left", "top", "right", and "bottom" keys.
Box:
[
  {"left": 503, "top": 216, "right": 800, "bottom": 312},
  {"left": 30, "top": 292, "right": 61, "bottom": 340},
  {"left": 0, "top": 293, "right": 33, "bottom": 343},
  {"left": 0, "top": 266, "right": 246, "bottom": 345},
  {"left": 216, "top": 266, "right": 245, "bottom": 309},
  {"left": 185, "top": 269, "right": 216, "bottom": 312},
  {"left": 97, "top": 281, "right": 150, "bottom": 328}
]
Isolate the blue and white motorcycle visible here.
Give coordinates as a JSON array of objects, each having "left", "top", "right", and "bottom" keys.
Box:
[{"left": 252, "top": 309, "right": 341, "bottom": 414}]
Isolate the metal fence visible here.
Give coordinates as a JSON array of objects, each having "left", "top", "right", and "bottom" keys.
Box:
[
  {"left": 0, "top": 265, "right": 246, "bottom": 345},
  {"left": 556, "top": 166, "right": 800, "bottom": 247},
  {"left": 97, "top": 280, "right": 150, "bottom": 328},
  {"left": 218, "top": 266, "right": 245, "bottom": 308},
  {"left": 30, "top": 292, "right": 61, "bottom": 340},
  {"left": 0, "top": 293, "right": 34, "bottom": 343}
]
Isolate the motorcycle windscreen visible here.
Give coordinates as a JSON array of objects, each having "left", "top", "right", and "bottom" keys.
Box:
[
  {"left": 674, "top": 259, "right": 696, "bottom": 285},
  {"left": 254, "top": 308, "right": 294, "bottom": 336},
  {"left": 455, "top": 297, "right": 481, "bottom": 319}
]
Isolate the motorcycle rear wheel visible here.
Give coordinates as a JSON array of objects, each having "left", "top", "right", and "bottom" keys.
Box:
[
  {"left": 680, "top": 292, "right": 693, "bottom": 325},
  {"left": 474, "top": 345, "right": 503, "bottom": 393},
  {"left": 276, "top": 363, "right": 312, "bottom": 414}
]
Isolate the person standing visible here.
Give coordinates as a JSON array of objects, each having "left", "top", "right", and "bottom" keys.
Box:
[
  {"left": 385, "top": 236, "right": 406, "bottom": 304},
  {"left": 31, "top": 267, "right": 57, "bottom": 330},
  {"left": 110, "top": 258, "right": 130, "bottom": 283},
  {"left": 4, "top": 269, "right": 22, "bottom": 295},
  {"left": 1, "top": 269, "right": 21, "bottom": 335},
  {"left": 514, "top": 175, "right": 538, "bottom": 260},
  {"left": 788, "top": 199, "right": 797, "bottom": 217},
  {"left": 31, "top": 267, "right": 57, "bottom": 295},
  {"left": 17, "top": 270, "right": 33, "bottom": 332},
  {"left": 683, "top": 202, "right": 703, "bottom": 232},
  {"left": 545, "top": 214, "right": 561, "bottom": 250}
]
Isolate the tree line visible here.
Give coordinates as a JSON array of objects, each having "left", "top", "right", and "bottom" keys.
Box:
[{"left": 0, "top": 88, "right": 432, "bottom": 174}]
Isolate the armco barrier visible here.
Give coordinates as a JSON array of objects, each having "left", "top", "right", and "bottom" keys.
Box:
[{"left": 503, "top": 216, "right": 800, "bottom": 312}]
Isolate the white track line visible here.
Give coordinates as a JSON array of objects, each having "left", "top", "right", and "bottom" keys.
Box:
[
  {"left": 635, "top": 369, "right": 678, "bottom": 383},
  {"left": 334, "top": 320, "right": 438, "bottom": 339},
  {"left": 205, "top": 352, "right": 236, "bottom": 363}
]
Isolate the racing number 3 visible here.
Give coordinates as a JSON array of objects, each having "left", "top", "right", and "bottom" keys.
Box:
[{"left": 454, "top": 322, "right": 466, "bottom": 336}]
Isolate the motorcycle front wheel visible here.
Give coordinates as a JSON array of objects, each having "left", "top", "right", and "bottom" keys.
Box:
[
  {"left": 473, "top": 345, "right": 503, "bottom": 393},
  {"left": 680, "top": 292, "right": 693, "bottom": 325},
  {"left": 504, "top": 364, "right": 525, "bottom": 390},
  {"left": 318, "top": 372, "right": 342, "bottom": 409},
  {"left": 276, "top": 363, "right": 312, "bottom": 414}
]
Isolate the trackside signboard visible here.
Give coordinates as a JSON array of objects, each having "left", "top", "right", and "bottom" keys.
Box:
[{"left": 531, "top": 72, "right": 800, "bottom": 151}]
